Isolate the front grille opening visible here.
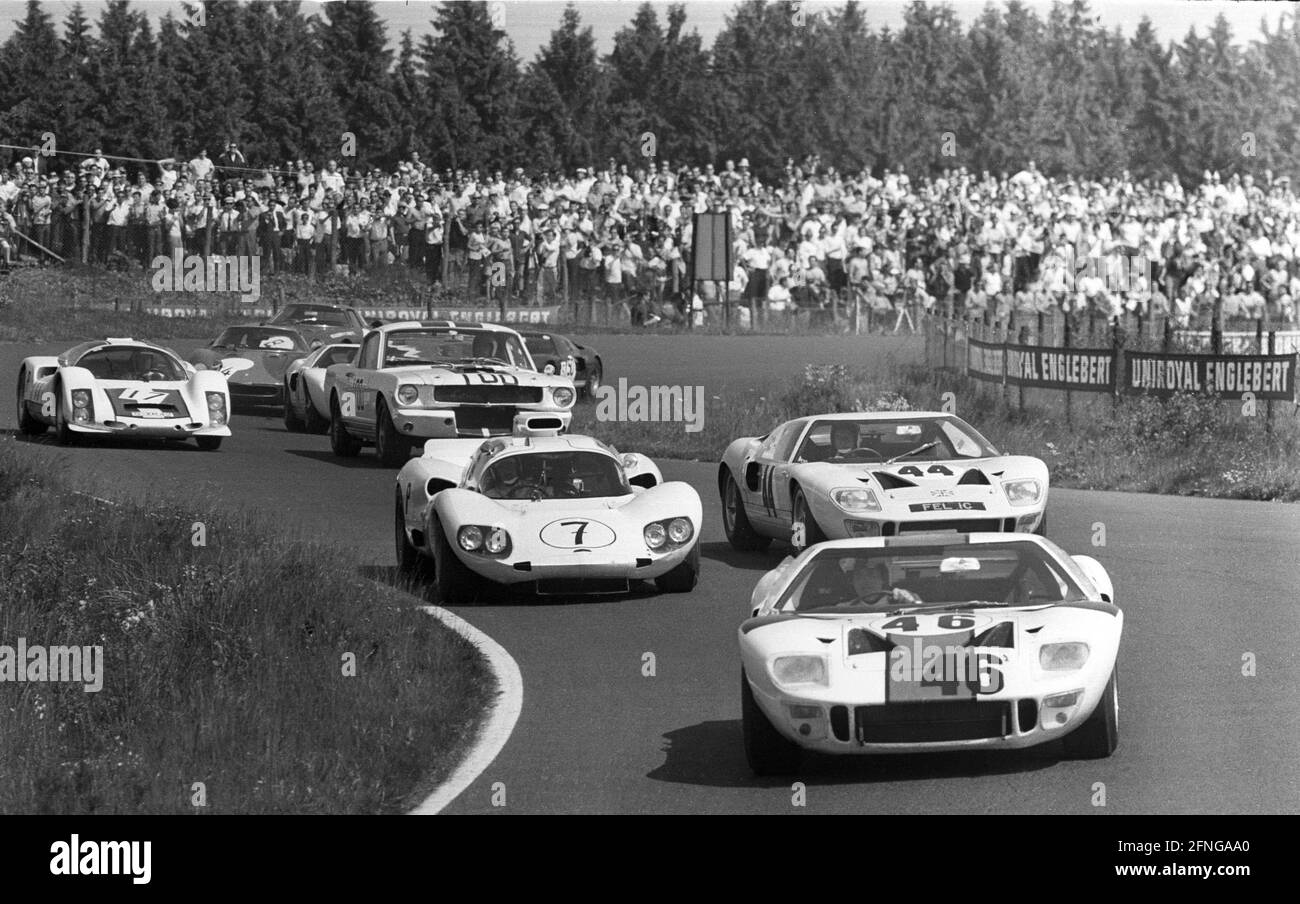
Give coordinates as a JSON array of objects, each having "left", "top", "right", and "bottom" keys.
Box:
[
  {"left": 455, "top": 407, "right": 520, "bottom": 435},
  {"left": 534, "top": 577, "right": 629, "bottom": 596},
  {"left": 435, "top": 386, "right": 543, "bottom": 404},
  {"left": 854, "top": 700, "right": 1013, "bottom": 743},
  {"left": 881, "top": 522, "right": 896, "bottom": 537},
  {"left": 830, "top": 705, "right": 851, "bottom": 741},
  {"left": 1003, "top": 517, "right": 1016, "bottom": 532},
  {"left": 1017, "top": 699, "right": 1038, "bottom": 733},
  {"left": 898, "top": 518, "right": 1002, "bottom": 533}
]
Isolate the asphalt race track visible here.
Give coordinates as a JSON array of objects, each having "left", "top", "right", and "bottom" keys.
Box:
[{"left": 3, "top": 334, "right": 1298, "bottom": 814}]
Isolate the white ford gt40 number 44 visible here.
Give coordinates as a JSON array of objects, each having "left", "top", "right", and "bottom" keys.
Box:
[
  {"left": 394, "top": 428, "right": 703, "bottom": 603},
  {"left": 16, "top": 338, "right": 231, "bottom": 450},
  {"left": 324, "top": 321, "right": 577, "bottom": 467},
  {"left": 738, "top": 533, "right": 1121, "bottom": 775},
  {"left": 719, "top": 411, "right": 1049, "bottom": 551}
]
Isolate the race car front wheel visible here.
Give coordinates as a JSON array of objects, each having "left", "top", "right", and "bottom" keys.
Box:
[
  {"left": 791, "top": 486, "right": 827, "bottom": 551},
  {"left": 1034, "top": 512, "right": 1048, "bottom": 537},
  {"left": 1062, "top": 668, "right": 1119, "bottom": 759},
  {"left": 430, "top": 515, "right": 480, "bottom": 606},
  {"left": 375, "top": 398, "right": 413, "bottom": 467},
  {"left": 282, "top": 383, "right": 305, "bottom": 432},
  {"left": 394, "top": 490, "right": 428, "bottom": 579},
  {"left": 15, "top": 369, "right": 47, "bottom": 436},
  {"left": 583, "top": 358, "right": 603, "bottom": 399},
  {"left": 303, "top": 388, "right": 329, "bottom": 434},
  {"left": 722, "top": 471, "right": 771, "bottom": 551},
  {"left": 195, "top": 436, "right": 222, "bottom": 451},
  {"left": 54, "top": 385, "right": 76, "bottom": 446},
  {"left": 742, "top": 669, "right": 802, "bottom": 776},
  {"left": 656, "top": 541, "right": 700, "bottom": 593}
]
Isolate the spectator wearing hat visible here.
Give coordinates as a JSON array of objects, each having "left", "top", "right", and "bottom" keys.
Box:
[
  {"left": 216, "top": 196, "right": 240, "bottom": 258},
  {"left": 425, "top": 205, "right": 445, "bottom": 285}
]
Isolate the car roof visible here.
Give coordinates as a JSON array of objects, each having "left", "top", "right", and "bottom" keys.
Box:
[
  {"left": 479, "top": 433, "right": 617, "bottom": 459},
  {"left": 374, "top": 320, "right": 520, "bottom": 335},
  {"left": 801, "top": 411, "right": 950, "bottom": 422},
  {"left": 63, "top": 339, "right": 178, "bottom": 361}
]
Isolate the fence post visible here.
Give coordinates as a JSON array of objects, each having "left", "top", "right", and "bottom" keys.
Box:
[
  {"left": 998, "top": 320, "right": 1009, "bottom": 409},
  {"left": 1063, "top": 309, "right": 1073, "bottom": 429},
  {"left": 1211, "top": 298, "right": 1223, "bottom": 355},
  {"left": 1267, "top": 330, "right": 1275, "bottom": 435},
  {"left": 1111, "top": 316, "right": 1125, "bottom": 416}
]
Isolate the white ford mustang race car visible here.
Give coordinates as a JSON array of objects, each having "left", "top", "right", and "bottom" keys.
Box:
[
  {"left": 395, "top": 428, "right": 702, "bottom": 603},
  {"left": 719, "top": 411, "right": 1048, "bottom": 552},
  {"left": 326, "top": 321, "right": 576, "bottom": 466},
  {"left": 16, "top": 338, "right": 231, "bottom": 450},
  {"left": 739, "top": 533, "right": 1121, "bottom": 774},
  {"left": 283, "top": 342, "right": 358, "bottom": 434}
]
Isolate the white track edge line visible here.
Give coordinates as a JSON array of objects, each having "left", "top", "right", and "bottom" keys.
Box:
[{"left": 408, "top": 604, "right": 523, "bottom": 815}]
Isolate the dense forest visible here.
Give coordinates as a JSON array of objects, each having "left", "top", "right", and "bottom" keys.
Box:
[{"left": 0, "top": 0, "right": 1293, "bottom": 182}]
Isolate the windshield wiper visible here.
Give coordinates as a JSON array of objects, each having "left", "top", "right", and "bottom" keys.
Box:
[
  {"left": 456, "top": 356, "right": 510, "bottom": 367},
  {"left": 884, "top": 600, "right": 1010, "bottom": 616},
  {"left": 886, "top": 441, "right": 939, "bottom": 464}
]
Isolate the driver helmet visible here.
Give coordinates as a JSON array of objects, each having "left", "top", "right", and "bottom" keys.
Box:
[
  {"left": 831, "top": 421, "right": 859, "bottom": 453},
  {"left": 471, "top": 333, "right": 501, "bottom": 359},
  {"left": 850, "top": 561, "right": 891, "bottom": 599}
]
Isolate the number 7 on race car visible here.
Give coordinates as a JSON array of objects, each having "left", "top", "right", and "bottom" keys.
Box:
[{"left": 561, "top": 520, "right": 589, "bottom": 545}]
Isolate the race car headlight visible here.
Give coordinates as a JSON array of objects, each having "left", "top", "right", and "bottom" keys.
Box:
[
  {"left": 483, "top": 526, "right": 511, "bottom": 555},
  {"left": 1003, "top": 478, "right": 1043, "bottom": 506},
  {"left": 644, "top": 521, "right": 667, "bottom": 549},
  {"left": 70, "top": 389, "right": 92, "bottom": 421},
  {"left": 458, "top": 525, "right": 484, "bottom": 551},
  {"left": 396, "top": 384, "right": 420, "bottom": 406},
  {"left": 831, "top": 487, "right": 881, "bottom": 513},
  {"left": 551, "top": 385, "right": 575, "bottom": 408},
  {"left": 1040, "top": 688, "right": 1085, "bottom": 729},
  {"left": 771, "top": 656, "right": 828, "bottom": 688},
  {"left": 667, "top": 517, "right": 693, "bottom": 544},
  {"left": 206, "top": 392, "right": 226, "bottom": 425},
  {"left": 1040, "top": 642, "right": 1090, "bottom": 671}
]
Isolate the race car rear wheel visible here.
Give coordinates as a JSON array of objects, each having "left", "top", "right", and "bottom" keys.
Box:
[
  {"left": 329, "top": 394, "right": 362, "bottom": 458},
  {"left": 582, "top": 358, "right": 603, "bottom": 399},
  {"left": 303, "top": 388, "right": 329, "bottom": 434},
  {"left": 722, "top": 471, "right": 771, "bottom": 551},
  {"left": 375, "top": 398, "right": 413, "bottom": 467},
  {"left": 15, "top": 369, "right": 47, "bottom": 436},
  {"left": 742, "top": 669, "right": 802, "bottom": 776},
  {"left": 394, "top": 490, "right": 428, "bottom": 579},
  {"left": 1062, "top": 668, "right": 1119, "bottom": 759},
  {"left": 196, "top": 436, "right": 222, "bottom": 451},
  {"left": 430, "top": 515, "right": 480, "bottom": 606},
  {"left": 656, "top": 541, "right": 700, "bottom": 593},
  {"left": 282, "top": 384, "right": 305, "bottom": 432},
  {"left": 791, "top": 486, "right": 827, "bottom": 552}
]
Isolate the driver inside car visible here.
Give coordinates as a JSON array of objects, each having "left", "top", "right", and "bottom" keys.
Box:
[
  {"left": 844, "top": 560, "right": 922, "bottom": 606},
  {"left": 829, "top": 422, "right": 864, "bottom": 461}
]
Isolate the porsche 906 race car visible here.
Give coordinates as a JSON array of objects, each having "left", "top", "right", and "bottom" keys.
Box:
[
  {"left": 189, "top": 324, "right": 312, "bottom": 409},
  {"left": 394, "top": 428, "right": 702, "bottom": 603},
  {"left": 521, "top": 330, "right": 603, "bottom": 399},
  {"left": 326, "top": 321, "right": 576, "bottom": 466},
  {"left": 720, "top": 412, "right": 1048, "bottom": 552},
  {"left": 283, "top": 342, "right": 358, "bottom": 433},
  {"left": 266, "top": 302, "right": 368, "bottom": 345},
  {"left": 738, "top": 533, "right": 1121, "bottom": 774},
  {"left": 16, "top": 338, "right": 231, "bottom": 450}
]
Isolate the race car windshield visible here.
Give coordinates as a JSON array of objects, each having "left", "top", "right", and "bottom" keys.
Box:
[
  {"left": 794, "top": 416, "right": 999, "bottom": 463},
  {"left": 382, "top": 329, "right": 530, "bottom": 369},
  {"left": 77, "top": 347, "right": 187, "bottom": 381},
  {"left": 212, "top": 327, "right": 307, "bottom": 351},
  {"left": 774, "top": 542, "right": 1085, "bottom": 613},
  {"left": 479, "top": 451, "right": 630, "bottom": 500},
  {"left": 524, "top": 336, "right": 558, "bottom": 357},
  {"left": 273, "top": 305, "right": 352, "bottom": 327}
]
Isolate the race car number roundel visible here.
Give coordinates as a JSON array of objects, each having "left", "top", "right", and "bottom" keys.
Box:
[{"left": 539, "top": 519, "right": 617, "bottom": 549}]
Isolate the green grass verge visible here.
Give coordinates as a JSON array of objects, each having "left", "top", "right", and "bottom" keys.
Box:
[
  {"left": 0, "top": 437, "right": 494, "bottom": 813},
  {"left": 574, "top": 355, "right": 1300, "bottom": 502}
]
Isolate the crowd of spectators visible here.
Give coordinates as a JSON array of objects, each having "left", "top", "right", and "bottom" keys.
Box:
[{"left": 2, "top": 141, "right": 1299, "bottom": 331}]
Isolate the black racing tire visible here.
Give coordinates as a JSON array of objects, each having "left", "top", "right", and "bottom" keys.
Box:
[
  {"left": 722, "top": 470, "right": 771, "bottom": 551},
  {"left": 329, "top": 393, "right": 362, "bottom": 458},
  {"left": 196, "top": 436, "right": 223, "bottom": 451},
  {"left": 375, "top": 397, "right": 412, "bottom": 467},
  {"left": 282, "top": 383, "right": 305, "bottom": 432},
  {"left": 394, "top": 489, "right": 428, "bottom": 579},
  {"left": 583, "top": 357, "right": 603, "bottom": 399},
  {"left": 303, "top": 388, "right": 329, "bottom": 434},
  {"left": 1034, "top": 511, "right": 1048, "bottom": 537},
  {"left": 54, "top": 384, "right": 76, "bottom": 446},
  {"left": 791, "top": 485, "right": 827, "bottom": 552},
  {"left": 430, "top": 515, "right": 480, "bottom": 605},
  {"left": 1062, "top": 668, "right": 1119, "bottom": 759},
  {"left": 742, "top": 669, "right": 802, "bottom": 776},
  {"left": 15, "top": 368, "right": 47, "bottom": 436},
  {"left": 655, "top": 541, "right": 700, "bottom": 593}
]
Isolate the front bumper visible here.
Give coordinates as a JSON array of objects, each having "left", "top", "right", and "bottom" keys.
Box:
[
  {"left": 68, "top": 417, "right": 230, "bottom": 438},
  {"left": 228, "top": 383, "right": 283, "bottom": 406},
  {"left": 456, "top": 543, "right": 691, "bottom": 587},
  {"left": 391, "top": 406, "right": 572, "bottom": 439},
  {"left": 827, "top": 505, "right": 1045, "bottom": 539}
]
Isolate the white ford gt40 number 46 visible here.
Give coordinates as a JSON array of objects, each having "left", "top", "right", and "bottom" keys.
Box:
[
  {"left": 719, "top": 411, "right": 1049, "bottom": 551},
  {"left": 738, "top": 533, "right": 1121, "bottom": 775},
  {"left": 394, "top": 427, "right": 703, "bottom": 603},
  {"left": 16, "top": 338, "right": 231, "bottom": 450},
  {"left": 324, "top": 321, "right": 577, "bottom": 467}
]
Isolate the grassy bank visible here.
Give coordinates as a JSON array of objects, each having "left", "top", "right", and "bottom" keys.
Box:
[
  {"left": 573, "top": 354, "right": 1300, "bottom": 503},
  {"left": 0, "top": 438, "right": 493, "bottom": 813}
]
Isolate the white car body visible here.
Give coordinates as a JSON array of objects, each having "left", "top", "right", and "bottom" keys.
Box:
[
  {"left": 283, "top": 343, "right": 358, "bottom": 433},
  {"left": 325, "top": 321, "right": 576, "bottom": 466},
  {"left": 395, "top": 429, "right": 702, "bottom": 601},
  {"left": 16, "top": 338, "right": 231, "bottom": 449},
  {"left": 738, "top": 533, "right": 1121, "bottom": 774},
  {"left": 719, "top": 411, "right": 1049, "bottom": 550}
]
